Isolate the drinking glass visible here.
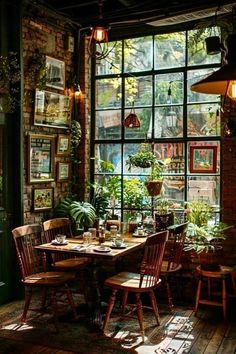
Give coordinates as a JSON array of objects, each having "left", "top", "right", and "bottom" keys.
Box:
[{"left": 83, "top": 231, "right": 92, "bottom": 245}]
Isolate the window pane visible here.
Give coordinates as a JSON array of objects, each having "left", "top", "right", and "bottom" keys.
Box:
[
  {"left": 95, "top": 110, "right": 121, "bottom": 139},
  {"left": 96, "top": 78, "right": 121, "bottom": 109},
  {"left": 154, "top": 142, "right": 185, "bottom": 167},
  {"left": 188, "top": 141, "right": 220, "bottom": 174},
  {"left": 94, "top": 175, "right": 121, "bottom": 209},
  {"left": 188, "top": 176, "right": 220, "bottom": 205},
  {"left": 94, "top": 143, "right": 122, "bottom": 173},
  {"left": 124, "top": 36, "right": 153, "bottom": 72},
  {"left": 163, "top": 176, "right": 185, "bottom": 202},
  {"left": 154, "top": 106, "right": 183, "bottom": 138},
  {"left": 124, "top": 107, "right": 152, "bottom": 139},
  {"left": 188, "top": 28, "right": 221, "bottom": 65},
  {"left": 187, "top": 69, "right": 219, "bottom": 103},
  {"left": 155, "top": 32, "right": 185, "bottom": 69},
  {"left": 155, "top": 73, "right": 183, "bottom": 104},
  {"left": 187, "top": 103, "right": 220, "bottom": 137},
  {"left": 125, "top": 76, "right": 152, "bottom": 106},
  {"left": 96, "top": 41, "right": 122, "bottom": 75}
]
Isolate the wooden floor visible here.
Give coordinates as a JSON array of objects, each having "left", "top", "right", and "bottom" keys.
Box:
[{"left": 0, "top": 299, "right": 236, "bottom": 354}]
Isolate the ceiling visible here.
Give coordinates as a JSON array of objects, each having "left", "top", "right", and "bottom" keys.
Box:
[{"left": 27, "top": 0, "right": 236, "bottom": 38}]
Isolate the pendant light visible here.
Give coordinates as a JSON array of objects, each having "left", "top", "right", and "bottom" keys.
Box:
[
  {"left": 166, "top": 82, "right": 177, "bottom": 128},
  {"left": 123, "top": 102, "right": 140, "bottom": 128},
  {"left": 88, "top": 0, "right": 113, "bottom": 60},
  {"left": 191, "top": 4, "right": 236, "bottom": 101}
]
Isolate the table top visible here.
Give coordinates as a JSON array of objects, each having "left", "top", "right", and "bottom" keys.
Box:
[{"left": 35, "top": 234, "right": 147, "bottom": 260}]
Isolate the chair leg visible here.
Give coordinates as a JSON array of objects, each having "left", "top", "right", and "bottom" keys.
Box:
[
  {"left": 194, "top": 279, "right": 202, "bottom": 315},
  {"left": 103, "top": 288, "right": 117, "bottom": 332},
  {"left": 149, "top": 289, "right": 160, "bottom": 326},
  {"left": 41, "top": 288, "right": 47, "bottom": 309},
  {"left": 21, "top": 288, "right": 32, "bottom": 323},
  {"left": 121, "top": 290, "right": 129, "bottom": 313},
  {"left": 65, "top": 284, "right": 78, "bottom": 320},
  {"left": 163, "top": 276, "right": 174, "bottom": 312},
  {"left": 135, "top": 293, "right": 145, "bottom": 342},
  {"left": 51, "top": 288, "right": 59, "bottom": 332}
]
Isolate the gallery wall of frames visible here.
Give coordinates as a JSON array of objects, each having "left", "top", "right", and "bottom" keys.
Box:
[{"left": 23, "top": 17, "right": 75, "bottom": 222}]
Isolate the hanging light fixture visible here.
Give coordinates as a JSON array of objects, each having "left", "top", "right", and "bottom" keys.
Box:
[
  {"left": 87, "top": 0, "right": 113, "bottom": 60},
  {"left": 166, "top": 82, "right": 177, "bottom": 128},
  {"left": 123, "top": 102, "right": 141, "bottom": 128},
  {"left": 191, "top": 34, "right": 236, "bottom": 100}
]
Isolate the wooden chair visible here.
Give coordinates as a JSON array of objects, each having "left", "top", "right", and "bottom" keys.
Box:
[
  {"left": 102, "top": 230, "right": 168, "bottom": 341},
  {"left": 12, "top": 224, "right": 78, "bottom": 329},
  {"left": 160, "top": 222, "right": 189, "bottom": 311},
  {"left": 43, "top": 218, "right": 89, "bottom": 271}
]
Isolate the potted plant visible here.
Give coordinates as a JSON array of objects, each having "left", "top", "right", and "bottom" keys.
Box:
[
  {"left": 183, "top": 199, "right": 231, "bottom": 269},
  {"left": 154, "top": 197, "right": 176, "bottom": 230},
  {"left": 53, "top": 197, "right": 97, "bottom": 234},
  {"left": 126, "top": 144, "right": 169, "bottom": 197}
]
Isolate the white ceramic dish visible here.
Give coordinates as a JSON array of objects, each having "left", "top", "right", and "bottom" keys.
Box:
[
  {"left": 132, "top": 233, "right": 148, "bottom": 237},
  {"left": 51, "top": 240, "right": 68, "bottom": 246},
  {"left": 93, "top": 246, "right": 111, "bottom": 253},
  {"left": 110, "top": 243, "right": 126, "bottom": 249}
]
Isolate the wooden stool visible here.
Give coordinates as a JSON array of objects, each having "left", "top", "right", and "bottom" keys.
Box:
[{"left": 194, "top": 265, "right": 233, "bottom": 320}]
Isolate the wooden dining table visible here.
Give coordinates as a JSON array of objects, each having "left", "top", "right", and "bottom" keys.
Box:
[{"left": 35, "top": 233, "right": 147, "bottom": 327}]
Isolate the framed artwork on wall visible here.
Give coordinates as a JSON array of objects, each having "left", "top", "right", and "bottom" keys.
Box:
[
  {"left": 28, "top": 134, "right": 55, "bottom": 183},
  {"left": 33, "top": 187, "right": 54, "bottom": 211},
  {"left": 34, "top": 89, "right": 71, "bottom": 129},
  {"left": 46, "top": 56, "right": 65, "bottom": 90},
  {"left": 189, "top": 146, "right": 217, "bottom": 173},
  {"left": 56, "top": 134, "right": 70, "bottom": 156},
  {"left": 57, "top": 162, "right": 71, "bottom": 181}
]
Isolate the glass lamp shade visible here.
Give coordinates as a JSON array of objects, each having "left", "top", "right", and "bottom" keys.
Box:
[
  {"left": 123, "top": 112, "right": 140, "bottom": 128},
  {"left": 91, "top": 25, "right": 109, "bottom": 43}
]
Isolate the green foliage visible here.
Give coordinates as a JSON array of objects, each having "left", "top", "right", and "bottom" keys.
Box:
[
  {"left": 126, "top": 144, "right": 156, "bottom": 170},
  {"left": 184, "top": 199, "right": 231, "bottom": 253},
  {"left": 0, "top": 52, "right": 21, "bottom": 113},
  {"left": 185, "top": 199, "right": 214, "bottom": 226},
  {"left": 53, "top": 197, "right": 96, "bottom": 230},
  {"left": 27, "top": 51, "right": 47, "bottom": 90}
]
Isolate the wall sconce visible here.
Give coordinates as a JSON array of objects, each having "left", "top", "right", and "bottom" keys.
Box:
[
  {"left": 65, "top": 75, "right": 82, "bottom": 100},
  {"left": 87, "top": 0, "right": 113, "bottom": 60}
]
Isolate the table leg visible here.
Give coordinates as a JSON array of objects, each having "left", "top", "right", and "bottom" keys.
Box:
[{"left": 84, "top": 260, "right": 103, "bottom": 327}]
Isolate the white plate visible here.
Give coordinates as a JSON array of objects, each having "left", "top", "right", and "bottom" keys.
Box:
[
  {"left": 93, "top": 246, "right": 111, "bottom": 253},
  {"left": 51, "top": 240, "right": 68, "bottom": 246},
  {"left": 110, "top": 243, "right": 126, "bottom": 249},
  {"left": 132, "top": 233, "right": 148, "bottom": 237}
]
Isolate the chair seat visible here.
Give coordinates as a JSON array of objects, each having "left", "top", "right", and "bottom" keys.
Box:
[
  {"left": 104, "top": 271, "right": 162, "bottom": 292},
  {"left": 161, "top": 260, "right": 182, "bottom": 273},
  {"left": 53, "top": 257, "right": 89, "bottom": 270},
  {"left": 23, "top": 271, "right": 75, "bottom": 286}
]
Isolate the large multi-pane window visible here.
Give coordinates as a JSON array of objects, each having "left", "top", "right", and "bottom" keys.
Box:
[{"left": 92, "top": 28, "right": 221, "bottom": 222}]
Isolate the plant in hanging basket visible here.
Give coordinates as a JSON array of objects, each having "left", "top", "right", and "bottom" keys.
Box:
[{"left": 126, "top": 144, "right": 156, "bottom": 169}]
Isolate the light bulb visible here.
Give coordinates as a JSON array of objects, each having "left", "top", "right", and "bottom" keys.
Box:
[
  {"left": 93, "top": 27, "right": 107, "bottom": 42},
  {"left": 227, "top": 80, "right": 236, "bottom": 100}
]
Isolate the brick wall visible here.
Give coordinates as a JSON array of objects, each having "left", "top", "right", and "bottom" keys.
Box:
[{"left": 22, "top": 14, "right": 79, "bottom": 224}]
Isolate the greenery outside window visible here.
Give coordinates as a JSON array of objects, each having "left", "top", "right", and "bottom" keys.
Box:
[{"left": 92, "top": 28, "right": 221, "bottom": 222}]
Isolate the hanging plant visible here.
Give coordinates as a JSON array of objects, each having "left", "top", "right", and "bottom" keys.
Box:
[
  {"left": 70, "top": 120, "right": 82, "bottom": 153},
  {"left": 27, "top": 51, "right": 47, "bottom": 90},
  {"left": 0, "top": 52, "right": 21, "bottom": 113}
]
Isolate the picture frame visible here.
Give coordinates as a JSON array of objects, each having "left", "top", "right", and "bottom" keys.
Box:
[
  {"left": 57, "top": 162, "right": 71, "bottom": 181},
  {"left": 56, "top": 134, "right": 70, "bottom": 156},
  {"left": 34, "top": 89, "right": 71, "bottom": 129},
  {"left": 33, "top": 187, "right": 54, "bottom": 212},
  {"left": 189, "top": 146, "right": 217, "bottom": 173},
  {"left": 46, "top": 56, "right": 65, "bottom": 90},
  {"left": 28, "top": 134, "right": 55, "bottom": 183}
]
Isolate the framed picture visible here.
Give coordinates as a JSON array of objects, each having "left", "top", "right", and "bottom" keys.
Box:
[
  {"left": 189, "top": 146, "right": 217, "bottom": 173},
  {"left": 57, "top": 162, "right": 71, "bottom": 181},
  {"left": 28, "top": 134, "right": 55, "bottom": 183},
  {"left": 34, "top": 89, "right": 71, "bottom": 129},
  {"left": 56, "top": 134, "right": 70, "bottom": 156},
  {"left": 46, "top": 56, "right": 65, "bottom": 90},
  {"left": 33, "top": 187, "right": 54, "bottom": 212}
]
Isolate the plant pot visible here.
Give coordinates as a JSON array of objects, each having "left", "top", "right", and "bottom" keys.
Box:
[
  {"left": 198, "top": 248, "right": 223, "bottom": 271},
  {"left": 128, "top": 221, "right": 137, "bottom": 233},
  {"left": 145, "top": 180, "right": 163, "bottom": 196},
  {"left": 205, "top": 36, "right": 221, "bottom": 55},
  {"left": 155, "top": 211, "right": 174, "bottom": 231}
]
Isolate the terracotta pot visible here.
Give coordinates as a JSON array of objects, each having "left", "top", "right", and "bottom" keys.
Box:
[{"left": 145, "top": 180, "right": 163, "bottom": 196}]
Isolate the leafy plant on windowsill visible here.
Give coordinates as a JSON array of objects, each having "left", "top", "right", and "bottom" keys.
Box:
[{"left": 183, "top": 199, "right": 231, "bottom": 254}]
